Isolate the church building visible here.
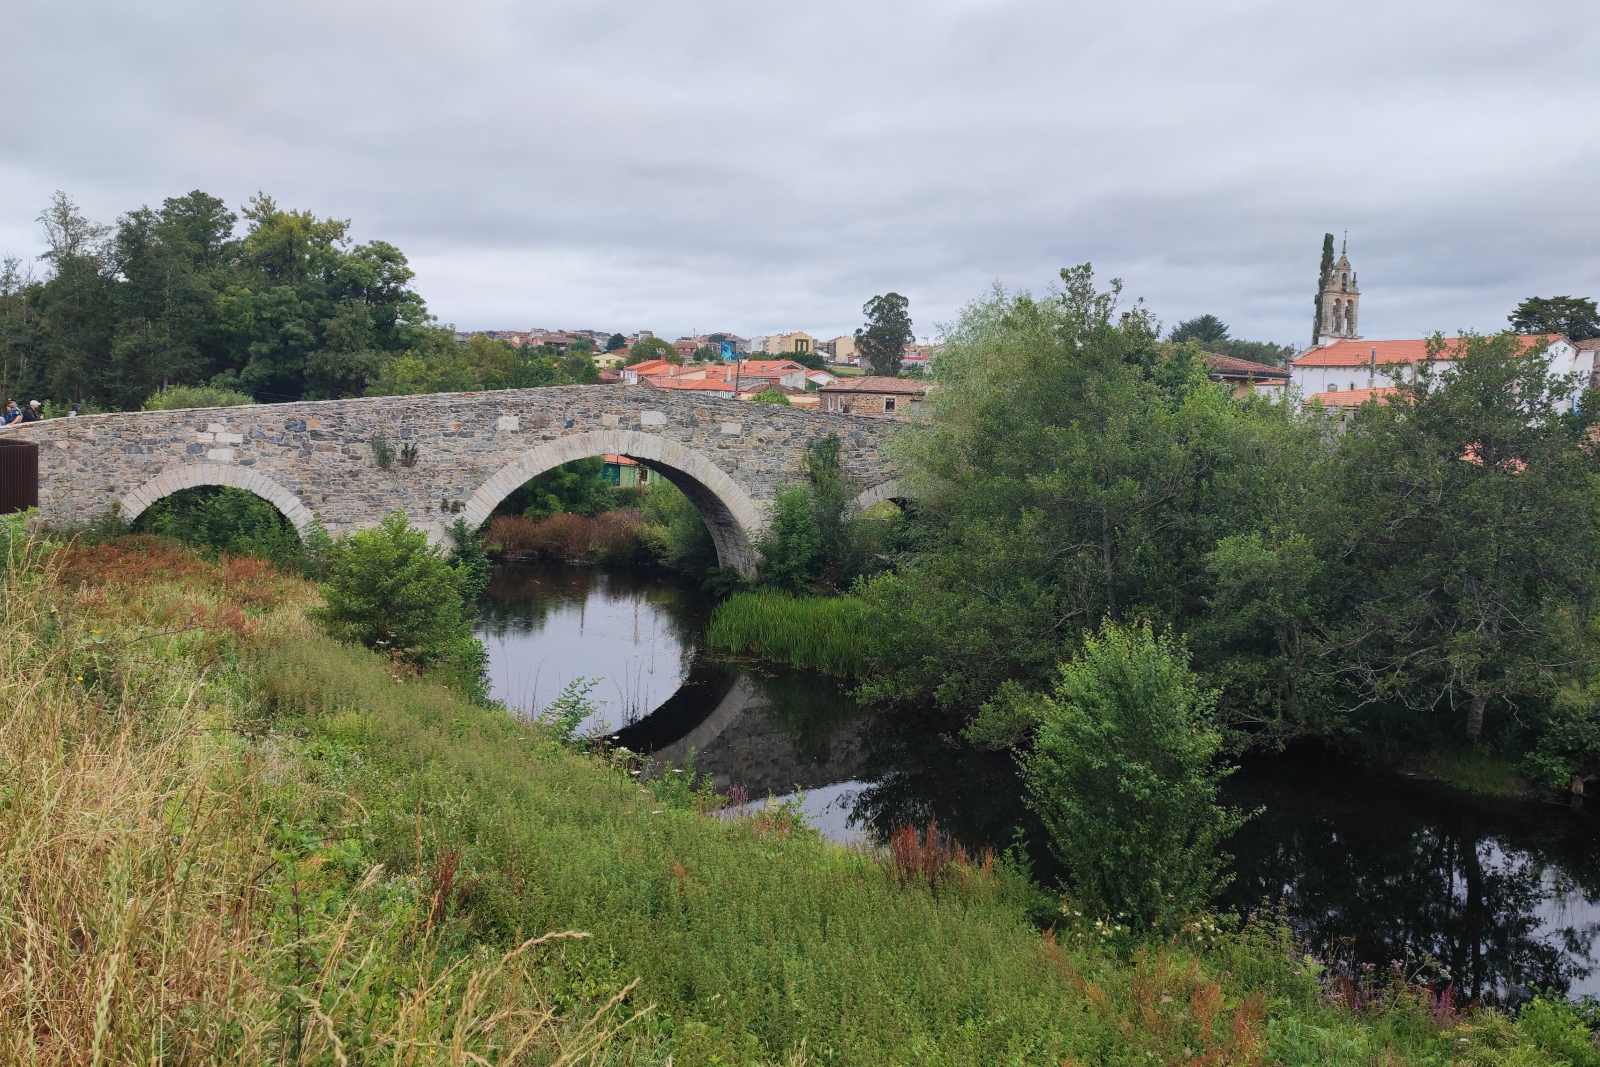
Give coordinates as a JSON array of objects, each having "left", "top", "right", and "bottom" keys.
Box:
[{"left": 1288, "top": 238, "right": 1593, "bottom": 413}]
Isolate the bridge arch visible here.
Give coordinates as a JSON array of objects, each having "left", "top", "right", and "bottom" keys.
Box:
[
  {"left": 853, "top": 477, "right": 912, "bottom": 512},
  {"left": 118, "top": 463, "right": 318, "bottom": 535},
  {"left": 461, "top": 430, "right": 764, "bottom": 575}
]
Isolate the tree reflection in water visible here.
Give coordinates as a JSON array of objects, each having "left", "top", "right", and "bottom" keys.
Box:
[{"left": 1222, "top": 760, "right": 1600, "bottom": 1005}]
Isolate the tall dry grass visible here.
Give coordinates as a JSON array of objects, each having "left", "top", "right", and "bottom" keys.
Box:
[{"left": 0, "top": 536, "right": 641, "bottom": 1064}]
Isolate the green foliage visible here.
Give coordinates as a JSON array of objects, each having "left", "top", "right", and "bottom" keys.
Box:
[
  {"left": 1169, "top": 313, "right": 1230, "bottom": 346},
  {"left": 625, "top": 336, "right": 676, "bottom": 364},
  {"left": 707, "top": 590, "right": 869, "bottom": 675},
  {"left": 1509, "top": 295, "right": 1600, "bottom": 341},
  {"left": 858, "top": 265, "right": 1316, "bottom": 725},
  {"left": 311, "top": 512, "right": 485, "bottom": 694},
  {"left": 749, "top": 386, "right": 789, "bottom": 405},
  {"left": 1015, "top": 621, "right": 1249, "bottom": 932},
  {"left": 755, "top": 487, "right": 819, "bottom": 591},
  {"left": 539, "top": 677, "right": 599, "bottom": 744},
  {"left": 1322, "top": 333, "right": 1600, "bottom": 743},
  {"left": 369, "top": 434, "right": 394, "bottom": 469},
  {"left": 445, "top": 516, "right": 491, "bottom": 602},
  {"left": 605, "top": 332, "right": 626, "bottom": 351},
  {"left": 638, "top": 480, "right": 717, "bottom": 574},
  {"left": 856, "top": 291, "right": 913, "bottom": 375},
  {"left": 133, "top": 486, "right": 309, "bottom": 572},
  {"left": 1313, "top": 232, "right": 1335, "bottom": 345},
  {"left": 142, "top": 384, "right": 254, "bottom": 410},
  {"left": 505, "top": 457, "right": 622, "bottom": 520}
]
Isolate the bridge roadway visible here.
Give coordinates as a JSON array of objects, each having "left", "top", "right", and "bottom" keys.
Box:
[{"left": 16, "top": 384, "right": 905, "bottom": 575}]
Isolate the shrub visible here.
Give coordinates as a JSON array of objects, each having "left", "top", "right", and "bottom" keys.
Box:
[
  {"left": 750, "top": 388, "right": 790, "bottom": 405},
  {"left": 133, "top": 485, "right": 307, "bottom": 572},
  {"left": 755, "top": 487, "right": 819, "bottom": 590},
  {"left": 142, "top": 384, "right": 254, "bottom": 410},
  {"left": 1014, "top": 620, "right": 1250, "bottom": 932},
  {"left": 312, "top": 512, "right": 484, "bottom": 687}
]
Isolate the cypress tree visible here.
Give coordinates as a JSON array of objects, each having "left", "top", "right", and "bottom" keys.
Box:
[{"left": 1312, "top": 233, "right": 1334, "bottom": 346}]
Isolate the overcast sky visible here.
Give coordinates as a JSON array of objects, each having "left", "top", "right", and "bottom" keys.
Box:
[{"left": 6, "top": 1, "right": 1599, "bottom": 347}]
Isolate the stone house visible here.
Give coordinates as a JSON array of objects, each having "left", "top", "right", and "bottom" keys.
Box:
[{"left": 818, "top": 376, "right": 932, "bottom": 417}]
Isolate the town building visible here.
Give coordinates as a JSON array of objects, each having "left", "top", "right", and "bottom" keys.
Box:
[
  {"left": 763, "top": 331, "right": 816, "bottom": 358},
  {"left": 1292, "top": 335, "right": 1590, "bottom": 411},
  {"left": 825, "top": 335, "right": 859, "bottom": 364},
  {"left": 818, "top": 376, "right": 932, "bottom": 417},
  {"left": 601, "top": 453, "right": 653, "bottom": 487},
  {"left": 1202, "top": 353, "right": 1289, "bottom": 399},
  {"left": 1290, "top": 240, "right": 1594, "bottom": 412}
]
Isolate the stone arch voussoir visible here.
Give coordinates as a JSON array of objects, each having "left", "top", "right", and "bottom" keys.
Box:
[
  {"left": 118, "top": 463, "right": 318, "bottom": 536},
  {"left": 461, "top": 430, "right": 765, "bottom": 575}
]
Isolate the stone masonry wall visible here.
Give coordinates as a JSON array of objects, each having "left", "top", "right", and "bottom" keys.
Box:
[{"left": 17, "top": 384, "right": 900, "bottom": 573}]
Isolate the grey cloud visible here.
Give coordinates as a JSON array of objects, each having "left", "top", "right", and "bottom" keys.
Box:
[{"left": 6, "top": 0, "right": 1599, "bottom": 344}]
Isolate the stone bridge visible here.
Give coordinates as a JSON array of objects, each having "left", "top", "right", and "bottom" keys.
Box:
[{"left": 18, "top": 385, "right": 905, "bottom": 574}]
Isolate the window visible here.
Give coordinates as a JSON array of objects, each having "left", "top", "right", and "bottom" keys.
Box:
[
  {"left": 884, "top": 397, "right": 897, "bottom": 412},
  {"left": 638, "top": 467, "right": 650, "bottom": 484},
  {"left": 1349, "top": 381, "right": 1357, "bottom": 392}
]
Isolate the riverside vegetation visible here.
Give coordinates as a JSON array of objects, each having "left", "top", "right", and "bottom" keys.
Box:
[{"left": 6, "top": 517, "right": 1600, "bottom": 1064}]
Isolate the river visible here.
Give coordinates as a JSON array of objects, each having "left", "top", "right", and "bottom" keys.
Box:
[{"left": 477, "top": 561, "right": 1600, "bottom": 1004}]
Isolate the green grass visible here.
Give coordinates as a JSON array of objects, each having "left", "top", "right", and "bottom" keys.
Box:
[
  {"left": 1411, "top": 746, "right": 1535, "bottom": 801},
  {"left": 706, "top": 590, "right": 869, "bottom": 676},
  {"left": 11, "top": 535, "right": 1600, "bottom": 1065}
]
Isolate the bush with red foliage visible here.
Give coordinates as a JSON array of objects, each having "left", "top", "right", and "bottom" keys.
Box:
[{"left": 484, "top": 510, "right": 646, "bottom": 563}]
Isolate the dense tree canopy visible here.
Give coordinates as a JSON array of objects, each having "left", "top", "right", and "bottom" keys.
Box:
[
  {"left": 861, "top": 266, "right": 1600, "bottom": 782},
  {"left": 0, "top": 189, "right": 597, "bottom": 410},
  {"left": 1508, "top": 295, "right": 1600, "bottom": 341}
]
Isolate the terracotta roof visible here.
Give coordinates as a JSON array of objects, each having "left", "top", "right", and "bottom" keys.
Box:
[
  {"left": 1293, "top": 334, "right": 1563, "bottom": 368},
  {"left": 1202, "top": 353, "right": 1289, "bottom": 380},
  {"left": 1307, "top": 387, "right": 1400, "bottom": 408},
  {"left": 643, "top": 376, "right": 735, "bottom": 392},
  {"left": 1575, "top": 338, "right": 1600, "bottom": 351},
  {"left": 819, "top": 376, "right": 932, "bottom": 395},
  {"left": 602, "top": 453, "right": 638, "bottom": 466},
  {"left": 733, "top": 360, "right": 806, "bottom": 375},
  {"left": 628, "top": 358, "right": 675, "bottom": 376}
]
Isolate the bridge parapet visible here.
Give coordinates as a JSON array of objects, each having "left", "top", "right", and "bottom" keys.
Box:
[{"left": 17, "top": 384, "right": 901, "bottom": 574}]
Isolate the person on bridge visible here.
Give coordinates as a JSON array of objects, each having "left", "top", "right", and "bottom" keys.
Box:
[
  {"left": 0, "top": 401, "right": 18, "bottom": 425},
  {"left": 19, "top": 400, "right": 41, "bottom": 423}
]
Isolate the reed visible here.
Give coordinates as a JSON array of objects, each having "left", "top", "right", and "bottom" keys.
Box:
[{"left": 705, "top": 590, "right": 869, "bottom": 676}]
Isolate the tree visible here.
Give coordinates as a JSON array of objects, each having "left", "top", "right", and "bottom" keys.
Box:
[
  {"left": 605, "top": 332, "right": 626, "bottom": 351},
  {"left": 855, "top": 292, "right": 913, "bottom": 376},
  {"left": 692, "top": 344, "right": 719, "bottom": 362},
  {"left": 1169, "top": 314, "right": 1230, "bottom": 346},
  {"left": 1327, "top": 333, "right": 1600, "bottom": 742},
  {"left": 750, "top": 387, "right": 790, "bottom": 405},
  {"left": 1312, "top": 232, "right": 1334, "bottom": 346},
  {"left": 626, "top": 336, "right": 675, "bottom": 364},
  {"left": 857, "top": 265, "right": 1309, "bottom": 728},
  {"left": 1508, "top": 296, "right": 1600, "bottom": 341},
  {"left": 1014, "top": 621, "right": 1248, "bottom": 932}
]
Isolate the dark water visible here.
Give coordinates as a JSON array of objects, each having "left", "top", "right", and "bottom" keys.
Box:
[{"left": 478, "top": 562, "right": 1600, "bottom": 1004}]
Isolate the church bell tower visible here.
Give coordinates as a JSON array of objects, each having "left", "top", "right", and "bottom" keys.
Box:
[{"left": 1318, "top": 235, "right": 1360, "bottom": 341}]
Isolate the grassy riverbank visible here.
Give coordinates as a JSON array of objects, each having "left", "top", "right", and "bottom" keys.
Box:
[{"left": 5, "top": 534, "right": 1597, "bottom": 1064}]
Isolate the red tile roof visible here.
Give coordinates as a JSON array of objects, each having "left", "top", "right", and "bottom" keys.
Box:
[
  {"left": 1308, "top": 387, "right": 1400, "bottom": 408},
  {"left": 1203, "top": 353, "right": 1289, "bottom": 380},
  {"left": 628, "top": 359, "right": 676, "bottom": 376},
  {"left": 644, "top": 376, "right": 735, "bottom": 392},
  {"left": 733, "top": 360, "right": 806, "bottom": 375},
  {"left": 602, "top": 453, "right": 639, "bottom": 466},
  {"left": 1293, "top": 334, "right": 1563, "bottom": 368},
  {"left": 819, "top": 376, "right": 932, "bottom": 395}
]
